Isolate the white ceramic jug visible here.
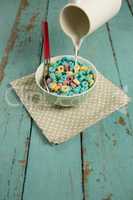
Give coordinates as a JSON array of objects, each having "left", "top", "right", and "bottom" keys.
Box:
[{"left": 60, "top": 0, "right": 122, "bottom": 46}]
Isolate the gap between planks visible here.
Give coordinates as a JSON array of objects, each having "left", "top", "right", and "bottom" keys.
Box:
[
  {"left": 0, "top": 0, "right": 29, "bottom": 83},
  {"left": 20, "top": 0, "right": 50, "bottom": 199},
  {"left": 106, "top": 21, "right": 133, "bottom": 134},
  {"left": 9, "top": 0, "right": 130, "bottom": 199},
  {"left": 126, "top": 0, "right": 133, "bottom": 16},
  {"left": 80, "top": 133, "right": 86, "bottom": 200}
]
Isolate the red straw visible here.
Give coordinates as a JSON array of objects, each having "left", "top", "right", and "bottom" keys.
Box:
[{"left": 42, "top": 21, "right": 51, "bottom": 60}]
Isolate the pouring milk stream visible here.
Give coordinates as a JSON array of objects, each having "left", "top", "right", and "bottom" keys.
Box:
[{"left": 60, "top": 0, "right": 122, "bottom": 65}]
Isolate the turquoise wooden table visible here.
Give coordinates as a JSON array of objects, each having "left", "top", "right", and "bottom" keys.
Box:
[{"left": 0, "top": 0, "right": 133, "bottom": 199}]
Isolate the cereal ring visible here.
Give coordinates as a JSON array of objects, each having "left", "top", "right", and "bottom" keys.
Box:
[
  {"left": 49, "top": 73, "right": 57, "bottom": 81},
  {"left": 49, "top": 82, "right": 58, "bottom": 91},
  {"left": 80, "top": 66, "right": 88, "bottom": 71},
  {"left": 57, "top": 65, "right": 64, "bottom": 73},
  {"left": 81, "top": 81, "right": 88, "bottom": 88},
  {"left": 61, "top": 85, "right": 70, "bottom": 93},
  {"left": 49, "top": 66, "right": 55, "bottom": 73},
  {"left": 65, "top": 63, "right": 70, "bottom": 71},
  {"left": 73, "top": 79, "right": 80, "bottom": 86},
  {"left": 74, "top": 64, "right": 80, "bottom": 73},
  {"left": 70, "top": 82, "right": 77, "bottom": 88},
  {"left": 89, "top": 79, "right": 94, "bottom": 86},
  {"left": 67, "top": 76, "right": 73, "bottom": 82},
  {"left": 73, "top": 86, "right": 81, "bottom": 94},
  {"left": 66, "top": 71, "right": 74, "bottom": 76}
]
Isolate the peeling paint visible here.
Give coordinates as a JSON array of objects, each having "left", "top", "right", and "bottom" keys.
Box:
[
  {"left": 103, "top": 193, "right": 112, "bottom": 200},
  {"left": 104, "top": 132, "right": 111, "bottom": 140},
  {"left": 112, "top": 139, "right": 117, "bottom": 146},
  {"left": 115, "top": 116, "right": 126, "bottom": 126},
  {"left": 84, "top": 161, "right": 92, "bottom": 184},
  {"left": 21, "top": 0, "right": 29, "bottom": 9},
  {"left": 96, "top": 178, "right": 100, "bottom": 182},
  {"left": 83, "top": 161, "right": 92, "bottom": 200},
  {"left": 19, "top": 160, "right": 27, "bottom": 166},
  {"left": 26, "top": 14, "right": 38, "bottom": 32},
  {"left": 126, "top": 128, "right": 133, "bottom": 136},
  {"left": 0, "top": 0, "right": 29, "bottom": 82}
]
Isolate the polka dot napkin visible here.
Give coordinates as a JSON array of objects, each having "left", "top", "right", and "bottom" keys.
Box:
[{"left": 11, "top": 72, "right": 129, "bottom": 144}]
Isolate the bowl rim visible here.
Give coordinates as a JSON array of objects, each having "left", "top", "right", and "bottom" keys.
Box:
[{"left": 35, "top": 55, "right": 98, "bottom": 98}]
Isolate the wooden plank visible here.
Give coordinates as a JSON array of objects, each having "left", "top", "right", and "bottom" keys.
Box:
[
  {"left": 81, "top": 1, "right": 133, "bottom": 200},
  {"left": 127, "top": 0, "right": 133, "bottom": 15},
  {"left": 0, "top": 0, "right": 20, "bottom": 81},
  {"left": 22, "top": 0, "right": 83, "bottom": 200},
  {"left": 0, "top": 0, "right": 19, "bottom": 61},
  {"left": 0, "top": 0, "right": 48, "bottom": 199}
]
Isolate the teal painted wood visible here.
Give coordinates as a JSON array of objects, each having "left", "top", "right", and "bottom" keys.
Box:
[
  {"left": 81, "top": 2, "right": 133, "bottom": 200},
  {"left": 0, "top": 0, "right": 19, "bottom": 62},
  {"left": 23, "top": 1, "right": 83, "bottom": 200},
  {"left": 0, "top": 0, "right": 49, "bottom": 199},
  {"left": 127, "top": 0, "right": 133, "bottom": 15},
  {"left": 1, "top": 1, "right": 133, "bottom": 200}
]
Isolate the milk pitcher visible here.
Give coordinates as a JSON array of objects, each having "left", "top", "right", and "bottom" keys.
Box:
[{"left": 59, "top": 0, "right": 122, "bottom": 46}]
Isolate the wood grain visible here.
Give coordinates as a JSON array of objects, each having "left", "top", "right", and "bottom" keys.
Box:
[
  {"left": 1, "top": 0, "right": 133, "bottom": 200},
  {"left": 82, "top": 1, "right": 133, "bottom": 200},
  {"left": 127, "top": 0, "right": 133, "bottom": 15},
  {"left": 22, "top": 0, "right": 83, "bottom": 200},
  {"left": 0, "top": 0, "right": 20, "bottom": 82},
  {"left": 0, "top": 0, "right": 48, "bottom": 199}
]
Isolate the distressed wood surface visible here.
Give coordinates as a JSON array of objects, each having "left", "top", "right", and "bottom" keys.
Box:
[
  {"left": 0, "top": 0, "right": 133, "bottom": 200},
  {"left": 82, "top": 1, "right": 133, "bottom": 200},
  {"left": 0, "top": 0, "right": 48, "bottom": 199},
  {"left": 23, "top": 0, "right": 83, "bottom": 200},
  {"left": 127, "top": 0, "right": 133, "bottom": 15},
  {"left": 0, "top": 0, "right": 19, "bottom": 61}
]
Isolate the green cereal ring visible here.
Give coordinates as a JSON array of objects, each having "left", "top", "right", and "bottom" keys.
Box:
[
  {"left": 80, "top": 86, "right": 88, "bottom": 93},
  {"left": 79, "top": 71, "right": 85, "bottom": 76},
  {"left": 69, "top": 60, "right": 75, "bottom": 68},
  {"left": 55, "top": 71, "right": 62, "bottom": 77},
  {"left": 89, "top": 79, "right": 94, "bottom": 87},
  {"left": 86, "top": 69, "right": 91, "bottom": 75},
  {"left": 73, "top": 86, "right": 81, "bottom": 94},
  {"left": 56, "top": 60, "right": 62, "bottom": 65},
  {"left": 53, "top": 62, "right": 59, "bottom": 68},
  {"left": 62, "top": 74, "right": 67, "bottom": 81},
  {"left": 79, "top": 76, "right": 86, "bottom": 82},
  {"left": 86, "top": 76, "right": 92, "bottom": 81},
  {"left": 67, "top": 91, "right": 74, "bottom": 96},
  {"left": 61, "top": 57, "right": 68, "bottom": 62}
]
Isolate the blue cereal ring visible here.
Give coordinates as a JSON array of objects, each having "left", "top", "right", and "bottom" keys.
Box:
[
  {"left": 49, "top": 73, "right": 57, "bottom": 81},
  {"left": 49, "top": 66, "right": 55, "bottom": 73},
  {"left": 62, "top": 74, "right": 67, "bottom": 81},
  {"left": 81, "top": 81, "right": 88, "bottom": 87}
]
